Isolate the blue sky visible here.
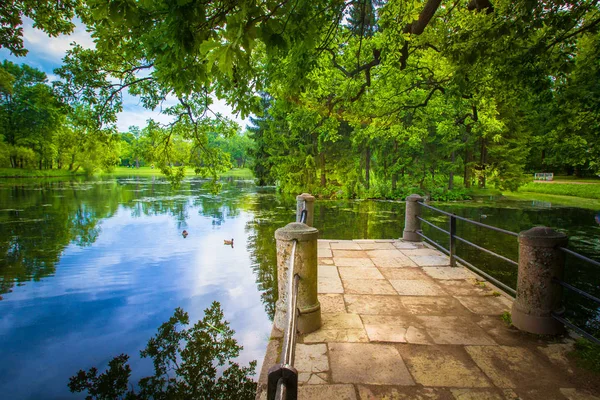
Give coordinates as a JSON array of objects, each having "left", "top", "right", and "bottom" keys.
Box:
[{"left": 0, "top": 18, "right": 248, "bottom": 132}]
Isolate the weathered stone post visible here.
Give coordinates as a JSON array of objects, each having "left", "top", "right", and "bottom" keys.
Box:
[
  {"left": 296, "top": 193, "right": 315, "bottom": 227},
  {"left": 274, "top": 222, "right": 321, "bottom": 334},
  {"left": 403, "top": 194, "right": 424, "bottom": 242},
  {"left": 511, "top": 226, "right": 568, "bottom": 335}
]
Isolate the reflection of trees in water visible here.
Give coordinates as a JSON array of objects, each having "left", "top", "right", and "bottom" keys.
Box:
[
  {"left": 0, "top": 178, "right": 260, "bottom": 299},
  {"left": 0, "top": 181, "right": 124, "bottom": 296},
  {"left": 244, "top": 193, "right": 295, "bottom": 320},
  {"left": 193, "top": 181, "right": 253, "bottom": 226}
]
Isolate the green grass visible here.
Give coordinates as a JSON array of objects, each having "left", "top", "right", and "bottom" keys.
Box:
[
  {"left": 466, "top": 187, "right": 503, "bottom": 197},
  {"left": 0, "top": 168, "right": 84, "bottom": 178},
  {"left": 103, "top": 166, "right": 254, "bottom": 179},
  {"left": 552, "top": 175, "right": 600, "bottom": 183},
  {"left": 221, "top": 168, "right": 254, "bottom": 179},
  {"left": 502, "top": 191, "right": 600, "bottom": 209},
  {"left": 571, "top": 338, "right": 600, "bottom": 373},
  {"left": 518, "top": 182, "right": 600, "bottom": 199},
  {"left": 501, "top": 311, "right": 512, "bottom": 327}
]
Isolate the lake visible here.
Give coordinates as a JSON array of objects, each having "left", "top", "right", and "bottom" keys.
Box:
[{"left": 0, "top": 176, "right": 599, "bottom": 399}]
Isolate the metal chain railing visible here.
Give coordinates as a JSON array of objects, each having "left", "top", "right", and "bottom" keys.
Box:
[{"left": 416, "top": 200, "right": 600, "bottom": 344}]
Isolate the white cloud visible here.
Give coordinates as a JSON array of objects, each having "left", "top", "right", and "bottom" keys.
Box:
[
  {"left": 2, "top": 18, "right": 252, "bottom": 131},
  {"left": 21, "top": 17, "right": 95, "bottom": 63}
]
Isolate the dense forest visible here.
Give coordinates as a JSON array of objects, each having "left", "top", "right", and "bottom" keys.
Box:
[{"left": 1, "top": 0, "right": 599, "bottom": 198}]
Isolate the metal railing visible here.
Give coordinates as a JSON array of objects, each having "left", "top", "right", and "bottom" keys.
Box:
[
  {"left": 552, "top": 247, "right": 600, "bottom": 344},
  {"left": 417, "top": 200, "right": 600, "bottom": 345},
  {"left": 267, "top": 203, "right": 308, "bottom": 400},
  {"left": 417, "top": 201, "right": 517, "bottom": 296}
]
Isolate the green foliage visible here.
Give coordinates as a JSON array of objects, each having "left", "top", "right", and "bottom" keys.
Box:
[
  {"left": 572, "top": 339, "right": 600, "bottom": 373},
  {"left": 68, "top": 303, "right": 257, "bottom": 400},
  {"left": 0, "top": 0, "right": 78, "bottom": 56},
  {"left": 501, "top": 311, "right": 512, "bottom": 327},
  {"left": 4, "top": 0, "right": 600, "bottom": 196},
  {"left": 519, "top": 183, "right": 600, "bottom": 200}
]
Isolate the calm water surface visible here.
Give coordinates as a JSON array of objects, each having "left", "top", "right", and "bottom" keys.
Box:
[{"left": 0, "top": 177, "right": 599, "bottom": 399}]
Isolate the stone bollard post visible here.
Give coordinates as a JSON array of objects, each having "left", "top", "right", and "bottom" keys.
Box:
[
  {"left": 296, "top": 193, "right": 315, "bottom": 227},
  {"left": 511, "top": 226, "right": 568, "bottom": 335},
  {"left": 274, "top": 222, "right": 321, "bottom": 334},
  {"left": 403, "top": 194, "right": 424, "bottom": 242}
]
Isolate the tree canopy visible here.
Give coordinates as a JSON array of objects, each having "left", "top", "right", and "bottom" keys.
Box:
[{"left": 2, "top": 0, "right": 599, "bottom": 194}]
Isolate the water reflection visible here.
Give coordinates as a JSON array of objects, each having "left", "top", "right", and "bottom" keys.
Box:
[
  {"left": 0, "top": 179, "right": 599, "bottom": 399},
  {"left": 0, "top": 177, "right": 271, "bottom": 399}
]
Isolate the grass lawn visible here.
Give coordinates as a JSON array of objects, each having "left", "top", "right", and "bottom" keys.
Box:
[
  {"left": 0, "top": 168, "right": 84, "bottom": 178},
  {"left": 103, "top": 166, "right": 254, "bottom": 179},
  {"left": 466, "top": 187, "right": 502, "bottom": 197},
  {"left": 503, "top": 191, "right": 600, "bottom": 210},
  {"left": 551, "top": 175, "right": 600, "bottom": 184},
  {"left": 518, "top": 182, "right": 600, "bottom": 200}
]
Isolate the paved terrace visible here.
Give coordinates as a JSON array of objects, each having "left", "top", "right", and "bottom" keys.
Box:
[{"left": 256, "top": 239, "right": 600, "bottom": 400}]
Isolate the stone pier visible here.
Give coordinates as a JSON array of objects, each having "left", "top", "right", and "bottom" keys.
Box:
[{"left": 256, "top": 239, "right": 600, "bottom": 400}]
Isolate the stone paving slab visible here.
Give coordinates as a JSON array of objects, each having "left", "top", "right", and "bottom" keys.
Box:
[
  {"left": 318, "top": 248, "right": 333, "bottom": 258},
  {"left": 437, "top": 279, "right": 495, "bottom": 296},
  {"left": 334, "top": 257, "right": 375, "bottom": 267},
  {"left": 257, "top": 239, "right": 600, "bottom": 400},
  {"left": 343, "top": 278, "right": 397, "bottom": 295},
  {"left": 455, "top": 296, "right": 511, "bottom": 315},
  {"left": 345, "top": 294, "right": 407, "bottom": 315},
  {"left": 357, "top": 242, "right": 397, "bottom": 250},
  {"left": 330, "top": 241, "right": 362, "bottom": 250},
  {"left": 371, "top": 256, "right": 417, "bottom": 268},
  {"left": 378, "top": 267, "right": 429, "bottom": 280},
  {"left": 338, "top": 266, "right": 385, "bottom": 280},
  {"left": 329, "top": 342, "right": 414, "bottom": 385},
  {"left": 357, "top": 386, "right": 450, "bottom": 399},
  {"left": 318, "top": 265, "right": 344, "bottom": 294},
  {"left": 298, "top": 384, "right": 357, "bottom": 399},
  {"left": 465, "top": 345, "right": 568, "bottom": 388},
  {"left": 423, "top": 266, "right": 476, "bottom": 280},
  {"left": 401, "top": 248, "right": 443, "bottom": 256},
  {"left": 400, "top": 345, "right": 491, "bottom": 388},
  {"left": 408, "top": 255, "right": 451, "bottom": 267},
  {"left": 361, "top": 315, "right": 430, "bottom": 344},
  {"left": 303, "top": 313, "right": 368, "bottom": 343},
  {"left": 401, "top": 296, "right": 469, "bottom": 316},
  {"left": 318, "top": 294, "right": 346, "bottom": 313},
  {"left": 333, "top": 249, "right": 369, "bottom": 258},
  {"left": 417, "top": 316, "right": 496, "bottom": 345},
  {"left": 390, "top": 279, "right": 447, "bottom": 296}
]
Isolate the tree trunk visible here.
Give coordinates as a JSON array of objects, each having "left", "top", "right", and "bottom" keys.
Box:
[
  {"left": 449, "top": 150, "right": 455, "bottom": 190},
  {"left": 320, "top": 152, "right": 326, "bottom": 186},
  {"left": 365, "top": 146, "right": 371, "bottom": 190},
  {"left": 392, "top": 173, "right": 398, "bottom": 191},
  {"left": 479, "top": 138, "right": 487, "bottom": 188}
]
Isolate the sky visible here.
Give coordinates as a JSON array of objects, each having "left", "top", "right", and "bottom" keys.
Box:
[{"left": 0, "top": 18, "right": 249, "bottom": 132}]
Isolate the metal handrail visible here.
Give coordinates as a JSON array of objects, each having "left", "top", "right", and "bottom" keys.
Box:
[
  {"left": 551, "top": 312, "right": 600, "bottom": 345},
  {"left": 268, "top": 237, "right": 302, "bottom": 400},
  {"left": 416, "top": 200, "right": 600, "bottom": 344},
  {"left": 419, "top": 201, "right": 519, "bottom": 237},
  {"left": 560, "top": 246, "right": 600, "bottom": 268},
  {"left": 453, "top": 234, "right": 519, "bottom": 267}
]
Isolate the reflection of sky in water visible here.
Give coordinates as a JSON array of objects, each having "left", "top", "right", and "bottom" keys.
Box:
[{"left": 0, "top": 197, "right": 271, "bottom": 399}]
